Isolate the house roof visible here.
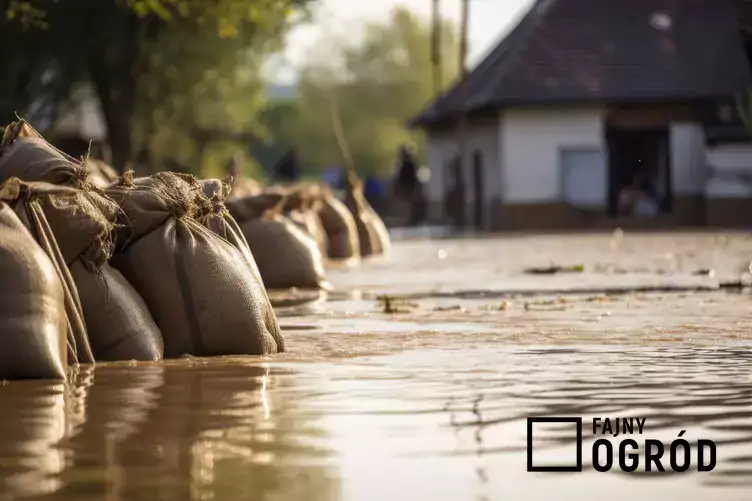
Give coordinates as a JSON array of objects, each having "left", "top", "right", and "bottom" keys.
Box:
[{"left": 412, "top": 0, "right": 752, "bottom": 127}]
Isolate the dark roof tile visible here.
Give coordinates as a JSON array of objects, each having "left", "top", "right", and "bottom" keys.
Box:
[{"left": 413, "top": 0, "right": 752, "bottom": 126}]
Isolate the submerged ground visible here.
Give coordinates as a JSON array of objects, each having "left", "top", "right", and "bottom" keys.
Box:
[{"left": 2, "top": 231, "right": 752, "bottom": 501}]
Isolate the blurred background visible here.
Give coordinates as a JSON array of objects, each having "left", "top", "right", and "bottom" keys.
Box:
[{"left": 3, "top": 0, "right": 752, "bottom": 231}]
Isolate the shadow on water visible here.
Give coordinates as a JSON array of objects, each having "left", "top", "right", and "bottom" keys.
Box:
[{"left": 0, "top": 362, "right": 340, "bottom": 501}]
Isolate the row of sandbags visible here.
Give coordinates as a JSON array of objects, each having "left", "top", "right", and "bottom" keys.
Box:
[
  {"left": 224, "top": 176, "right": 391, "bottom": 290},
  {"left": 0, "top": 120, "right": 284, "bottom": 380}
]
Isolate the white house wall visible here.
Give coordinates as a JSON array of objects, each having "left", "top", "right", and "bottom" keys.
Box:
[
  {"left": 706, "top": 144, "right": 752, "bottom": 197},
  {"left": 499, "top": 106, "right": 604, "bottom": 204}
]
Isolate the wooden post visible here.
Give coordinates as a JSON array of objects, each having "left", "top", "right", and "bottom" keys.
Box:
[
  {"left": 455, "top": 0, "right": 470, "bottom": 229},
  {"left": 431, "top": 0, "right": 443, "bottom": 97}
]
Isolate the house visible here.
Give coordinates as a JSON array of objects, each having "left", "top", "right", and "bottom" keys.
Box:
[{"left": 411, "top": 0, "right": 752, "bottom": 230}]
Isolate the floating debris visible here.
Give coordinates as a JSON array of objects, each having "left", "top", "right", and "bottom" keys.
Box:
[
  {"left": 524, "top": 264, "right": 584, "bottom": 275},
  {"left": 376, "top": 295, "right": 417, "bottom": 314},
  {"left": 433, "top": 305, "right": 465, "bottom": 312}
]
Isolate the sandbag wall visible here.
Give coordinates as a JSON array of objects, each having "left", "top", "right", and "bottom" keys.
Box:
[
  {"left": 0, "top": 120, "right": 286, "bottom": 380},
  {"left": 227, "top": 178, "right": 390, "bottom": 265}
]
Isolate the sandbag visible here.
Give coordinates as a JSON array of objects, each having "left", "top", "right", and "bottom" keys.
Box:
[
  {"left": 107, "top": 172, "right": 284, "bottom": 358},
  {"left": 70, "top": 260, "right": 163, "bottom": 361},
  {"left": 317, "top": 190, "right": 360, "bottom": 261},
  {"left": 197, "top": 178, "right": 269, "bottom": 288},
  {"left": 345, "top": 177, "right": 391, "bottom": 257},
  {"left": 226, "top": 191, "right": 285, "bottom": 223},
  {"left": 0, "top": 190, "right": 67, "bottom": 380},
  {"left": 228, "top": 176, "right": 263, "bottom": 199},
  {"left": 282, "top": 187, "right": 328, "bottom": 256},
  {"left": 238, "top": 211, "right": 329, "bottom": 290},
  {"left": 0, "top": 120, "right": 163, "bottom": 364},
  {"left": 227, "top": 188, "right": 330, "bottom": 290},
  {"left": 1, "top": 178, "right": 94, "bottom": 364},
  {"left": 0, "top": 121, "right": 84, "bottom": 186},
  {"left": 288, "top": 208, "right": 327, "bottom": 254},
  {"left": 84, "top": 158, "right": 119, "bottom": 188}
]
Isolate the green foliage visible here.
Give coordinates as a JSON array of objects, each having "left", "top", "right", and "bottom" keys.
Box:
[
  {"left": 2, "top": 0, "right": 311, "bottom": 176},
  {"left": 4, "top": 0, "right": 48, "bottom": 28},
  {"left": 133, "top": 1, "right": 298, "bottom": 176},
  {"left": 249, "top": 99, "right": 299, "bottom": 180},
  {"left": 262, "top": 7, "right": 458, "bottom": 179}
]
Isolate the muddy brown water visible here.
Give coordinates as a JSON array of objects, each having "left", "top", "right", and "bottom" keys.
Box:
[{"left": 2, "top": 232, "right": 752, "bottom": 501}]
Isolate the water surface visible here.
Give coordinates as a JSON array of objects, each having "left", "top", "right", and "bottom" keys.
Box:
[{"left": 2, "top": 232, "right": 751, "bottom": 501}]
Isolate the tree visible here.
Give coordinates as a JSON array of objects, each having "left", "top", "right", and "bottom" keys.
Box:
[
  {"left": 2, "top": 0, "right": 312, "bottom": 174},
  {"left": 259, "top": 7, "right": 458, "bottom": 179},
  {"left": 249, "top": 98, "right": 300, "bottom": 181}
]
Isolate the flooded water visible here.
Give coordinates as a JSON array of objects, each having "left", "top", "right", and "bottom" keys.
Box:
[{"left": 2, "top": 232, "right": 752, "bottom": 501}]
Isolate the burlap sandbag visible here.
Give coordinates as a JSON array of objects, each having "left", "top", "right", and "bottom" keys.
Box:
[
  {"left": 345, "top": 177, "right": 390, "bottom": 257},
  {"left": 226, "top": 191, "right": 285, "bottom": 223},
  {"left": 317, "top": 189, "right": 361, "bottom": 261},
  {"left": 283, "top": 187, "right": 328, "bottom": 256},
  {"left": 0, "top": 121, "right": 84, "bottom": 186},
  {"left": 227, "top": 189, "right": 330, "bottom": 290},
  {"left": 228, "top": 176, "right": 263, "bottom": 200},
  {"left": 0, "top": 183, "right": 67, "bottom": 380},
  {"left": 70, "top": 261, "right": 163, "bottom": 361},
  {"left": 197, "top": 178, "right": 270, "bottom": 289},
  {"left": 84, "top": 158, "right": 119, "bottom": 188},
  {"left": 107, "top": 172, "right": 284, "bottom": 357},
  {"left": 288, "top": 208, "right": 327, "bottom": 254},
  {"left": 1, "top": 179, "right": 93, "bottom": 365},
  {"left": 238, "top": 211, "right": 329, "bottom": 290},
  {"left": 0, "top": 120, "right": 162, "bottom": 363}
]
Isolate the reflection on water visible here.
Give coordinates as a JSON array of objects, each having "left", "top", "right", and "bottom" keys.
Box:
[
  {"left": 1, "top": 234, "right": 752, "bottom": 501},
  {"left": 0, "top": 382, "right": 66, "bottom": 499},
  {"left": 0, "top": 363, "right": 339, "bottom": 501},
  {"left": 2, "top": 343, "right": 751, "bottom": 501}
]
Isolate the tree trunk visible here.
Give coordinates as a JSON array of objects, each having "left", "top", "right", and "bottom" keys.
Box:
[
  {"left": 101, "top": 94, "right": 132, "bottom": 173},
  {"left": 86, "top": 14, "right": 142, "bottom": 173}
]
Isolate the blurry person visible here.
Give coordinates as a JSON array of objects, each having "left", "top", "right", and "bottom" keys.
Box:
[
  {"left": 274, "top": 146, "right": 301, "bottom": 183},
  {"left": 394, "top": 145, "right": 418, "bottom": 199},
  {"left": 618, "top": 171, "right": 660, "bottom": 217},
  {"left": 393, "top": 145, "right": 426, "bottom": 225}
]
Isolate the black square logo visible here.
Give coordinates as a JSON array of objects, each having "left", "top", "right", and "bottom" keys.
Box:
[{"left": 527, "top": 417, "right": 583, "bottom": 472}]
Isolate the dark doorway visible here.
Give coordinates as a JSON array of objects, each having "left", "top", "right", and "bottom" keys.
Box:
[
  {"left": 606, "top": 124, "right": 672, "bottom": 218},
  {"left": 472, "top": 150, "right": 484, "bottom": 228}
]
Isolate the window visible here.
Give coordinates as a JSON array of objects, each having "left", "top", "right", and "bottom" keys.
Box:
[{"left": 559, "top": 149, "right": 607, "bottom": 208}]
